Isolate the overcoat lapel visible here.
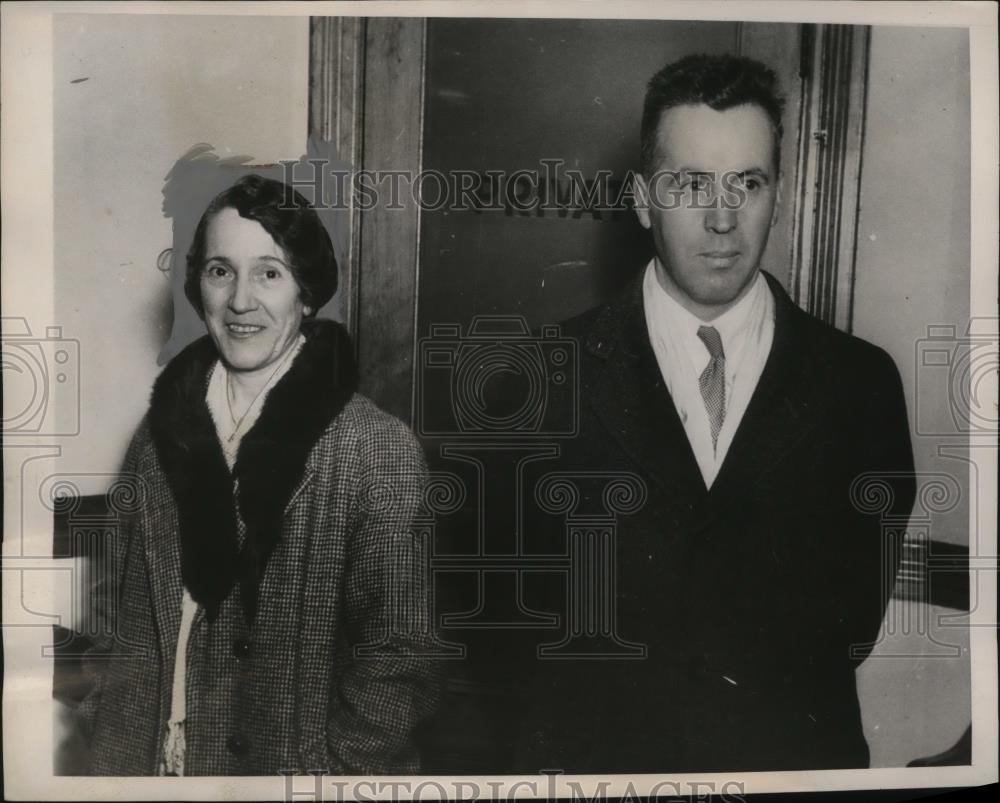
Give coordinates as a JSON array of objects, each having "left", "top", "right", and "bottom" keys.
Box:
[
  {"left": 705, "top": 273, "right": 828, "bottom": 510},
  {"left": 585, "top": 278, "right": 708, "bottom": 524},
  {"left": 585, "top": 271, "right": 830, "bottom": 530},
  {"left": 283, "top": 468, "right": 315, "bottom": 516}
]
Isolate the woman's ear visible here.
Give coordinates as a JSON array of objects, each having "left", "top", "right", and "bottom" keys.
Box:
[{"left": 303, "top": 305, "right": 313, "bottom": 317}]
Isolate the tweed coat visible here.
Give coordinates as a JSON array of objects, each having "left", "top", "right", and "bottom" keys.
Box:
[
  {"left": 505, "top": 271, "right": 916, "bottom": 773},
  {"left": 76, "top": 319, "right": 441, "bottom": 775}
]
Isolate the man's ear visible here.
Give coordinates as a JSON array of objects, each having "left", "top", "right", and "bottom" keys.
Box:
[
  {"left": 770, "top": 169, "right": 783, "bottom": 228},
  {"left": 634, "top": 171, "right": 652, "bottom": 231}
]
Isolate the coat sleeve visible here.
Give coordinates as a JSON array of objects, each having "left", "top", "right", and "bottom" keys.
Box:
[
  {"left": 74, "top": 422, "right": 151, "bottom": 744},
  {"left": 324, "top": 412, "right": 442, "bottom": 773},
  {"left": 842, "top": 347, "right": 917, "bottom": 664}
]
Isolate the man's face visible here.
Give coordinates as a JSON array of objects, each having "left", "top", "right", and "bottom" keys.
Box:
[{"left": 635, "top": 102, "right": 780, "bottom": 321}]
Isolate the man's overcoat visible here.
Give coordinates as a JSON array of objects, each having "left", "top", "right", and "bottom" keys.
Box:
[{"left": 513, "top": 272, "right": 916, "bottom": 773}]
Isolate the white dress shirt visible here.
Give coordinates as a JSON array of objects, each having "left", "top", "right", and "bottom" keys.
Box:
[{"left": 643, "top": 261, "right": 775, "bottom": 488}]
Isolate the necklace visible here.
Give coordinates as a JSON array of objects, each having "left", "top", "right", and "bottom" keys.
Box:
[{"left": 225, "top": 345, "right": 298, "bottom": 442}]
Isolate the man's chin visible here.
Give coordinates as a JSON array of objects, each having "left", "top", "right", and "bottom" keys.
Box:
[
  {"left": 694, "top": 270, "right": 758, "bottom": 305},
  {"left": 675, "top": 279, "right": 758, "bottom": 319},
  {"left": 690, "top": 287, "right": 744, "bottom": 309}
]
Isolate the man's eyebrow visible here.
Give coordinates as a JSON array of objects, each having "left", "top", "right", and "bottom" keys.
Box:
[
  {"left": 669, "top": 168, "right": 773, "bottom": 187},
  {"left": 735, "top": 167, "right": 771, "bottom": 182}
]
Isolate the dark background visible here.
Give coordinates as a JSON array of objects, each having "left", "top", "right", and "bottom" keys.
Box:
[{"left": 417, "top": 18, "right": 741, "bottom": 333}]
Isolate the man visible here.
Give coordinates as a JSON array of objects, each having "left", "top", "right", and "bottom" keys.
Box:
[{"left": 513, "top": 54, "right": 916, "bottom": 773}]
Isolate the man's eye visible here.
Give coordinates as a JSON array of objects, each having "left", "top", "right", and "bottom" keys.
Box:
[
  {"left": 745, "top": 178, "right": 761, "bottom": 192},
  {"left": 687, "top": 176, "right": 710, "bottom": 191}
]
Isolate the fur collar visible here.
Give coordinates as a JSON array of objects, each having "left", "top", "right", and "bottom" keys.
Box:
[{"left": 148, "top": 319, "right": 358, "bottom": 623}]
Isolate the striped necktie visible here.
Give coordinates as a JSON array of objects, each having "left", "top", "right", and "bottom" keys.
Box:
[{"left": 697, "top": 325, "right": 726, "bottom": 451}]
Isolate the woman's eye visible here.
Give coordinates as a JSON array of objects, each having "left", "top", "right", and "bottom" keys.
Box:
[
  {"left": 254, "top": 263, "right": 286, "bottom": 282},
  {"left": 204, "top": 264, "right": 231, "bottom": 280}
]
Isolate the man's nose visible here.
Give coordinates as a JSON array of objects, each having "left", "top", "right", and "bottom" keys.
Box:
[
  {"left": 228, "top": 274, "right": 256, "bottom": 313},
  {"left": 704, "top": 205, "right": 737, "bottom": 234}
]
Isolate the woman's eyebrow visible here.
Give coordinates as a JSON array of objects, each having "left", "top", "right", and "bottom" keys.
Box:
[{"left": 205, "top": 255, "right": 289, "bottom": 267}]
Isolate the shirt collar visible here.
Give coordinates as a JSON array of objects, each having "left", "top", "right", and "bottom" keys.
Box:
[{"left": 645, "top": 259, "right": 767, "bottom": 360}]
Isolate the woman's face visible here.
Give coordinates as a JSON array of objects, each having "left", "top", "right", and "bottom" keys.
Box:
[{"left": 199, "top": 207, "right": 310, "bottom": 374}]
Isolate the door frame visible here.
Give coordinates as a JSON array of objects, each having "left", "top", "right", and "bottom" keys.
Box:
[
  {"left": 309, "top": 19, "right": 872, "bottom": 421},
  {"left": 309, "top": 16, "right": 427, "bottom": 424}
]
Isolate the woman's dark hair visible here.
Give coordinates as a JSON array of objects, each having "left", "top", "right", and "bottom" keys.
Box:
[
  {"left": 640, "top": 54, "right": 785, "bottom": 178},
  {"left": 185, "top": 174, "right": 337, "bottom": 317}
]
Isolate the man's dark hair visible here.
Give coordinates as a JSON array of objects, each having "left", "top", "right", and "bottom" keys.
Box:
[
  {"left": 640, "top": 54, "right": 785, "bottom": 178},
  {"left": 185, "top": 174, "right": 338, "bottom": 318}
]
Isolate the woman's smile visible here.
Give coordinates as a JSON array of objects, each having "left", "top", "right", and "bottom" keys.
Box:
[{"left": 225, "top": 322, "right": 265, "bottom": 337}]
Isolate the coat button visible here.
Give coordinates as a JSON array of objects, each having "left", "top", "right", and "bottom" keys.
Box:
[
  {"left": 226, "top": 734, "right": 249, "bottom": 757},
  {"left": 232, "top": 638, "right": 250, "bottom": 660}
]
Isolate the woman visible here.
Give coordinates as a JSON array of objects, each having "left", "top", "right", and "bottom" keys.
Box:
[{"left": 77, "top": 174, "right": 440, "bottom": 775}]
